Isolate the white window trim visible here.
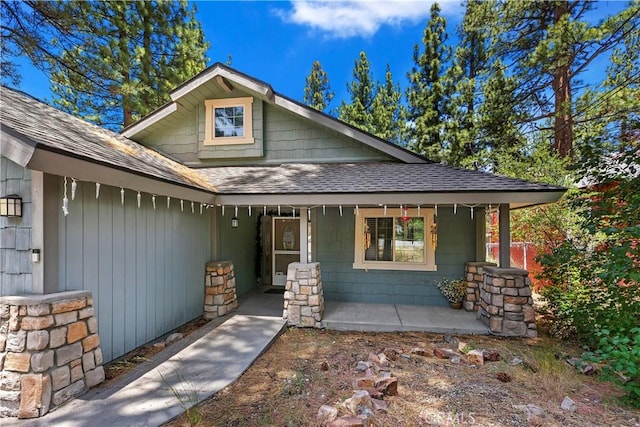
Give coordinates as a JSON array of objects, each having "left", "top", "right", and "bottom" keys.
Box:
[
  {"left": 353, "top": 208, "right": 437, "bottom": 272},
  {"left": 204, "top": 97, "right": 254, "bottom": 146}
]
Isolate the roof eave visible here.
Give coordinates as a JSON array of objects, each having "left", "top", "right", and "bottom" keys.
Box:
[
  {"left": 121, "top": 102, "right": 178, "bottom": 138},
  {"left": 213, "top": 190, "right": 566, "bottom": 208}
]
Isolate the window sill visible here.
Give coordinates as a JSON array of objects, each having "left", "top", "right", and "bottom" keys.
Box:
[
  {"left": 203, "top": 137, "right": 255, "bottom": 146},
  {"left": 352, "top": 262, "right": 437, "bottom": 272}
]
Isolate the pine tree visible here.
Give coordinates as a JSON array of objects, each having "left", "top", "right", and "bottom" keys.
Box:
[
  {"left": 444, "top": 0, "right": 492, "bottom": 166},
  {"left": 303, "top": 60, "right": 334, "bottom": 113},
  {"left": 338, "top": 51, "right": 376, "bottom": 134},
  {"left": 494, "top": 1, "right": 640, "bottom": 158},
  {"left": 3, "top": 0, "right": 209, "bottom": 129},
  {"left": 371, "top": 64, "right": 404, "bottom": 144},
  {"left": 406, "top": 2, "right": 452, "bottom": 161}
]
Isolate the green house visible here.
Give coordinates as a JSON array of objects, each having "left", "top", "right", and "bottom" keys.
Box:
[{"left": 1, "top": 64, "right": 565, "bottom": 364}]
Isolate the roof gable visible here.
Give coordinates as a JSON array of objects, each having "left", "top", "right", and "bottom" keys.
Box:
[{"left": 122, "top": 63, "right": 427, "bottom": 164}]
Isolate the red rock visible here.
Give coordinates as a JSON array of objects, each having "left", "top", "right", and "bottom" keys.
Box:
[
  {"left": 367, "top": 352, "right": 380, "bottom": 365},
  {"left": 327, "top": 416, "right": 365, "bottom": 427},
  {"left": 362, "top": 388, "right": 384, "bottom": 399},
  {"left": 317, "top": 405, "right": 338, "bottom": 425},
  {"left": 374, "top": 377, "right": 398, "bottom": 396},
  {"left": 410, "top": 347, "right": 430, "bottom": 357},
  {"left": 371, "top": 398, "right": 388, "bottom": 413},
  {"left": 433, "top": 348, "right": 456, "bottom": 359},
  {"left": 352, "top": 378, "right": 374, "bottom": 389}
]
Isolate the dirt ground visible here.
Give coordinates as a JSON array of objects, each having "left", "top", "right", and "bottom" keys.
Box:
[{"left": 163, "top": 326, "right": 639, "bottom": 427}]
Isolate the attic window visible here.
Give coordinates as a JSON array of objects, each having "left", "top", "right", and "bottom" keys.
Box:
[{"left": 204, "top": 97, "right": 254, "bottom": 145}]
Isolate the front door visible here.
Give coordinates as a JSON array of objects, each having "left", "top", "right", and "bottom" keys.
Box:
[{"left": 272, "top": 217, "right": 300, "bottom": 286}]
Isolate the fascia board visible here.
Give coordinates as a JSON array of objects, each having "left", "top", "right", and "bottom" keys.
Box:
[
  {"left": 121, "top": 102, "right": 178, "bottom": 138},
  {"left": 27, "top": 148, "right": 216, "bottom": 204},
  {"left": 0, "top": 124, "right": 37, "bottom": 167},
  {"left": 214, "top": 191, "right": 566, "bottom": 208}
]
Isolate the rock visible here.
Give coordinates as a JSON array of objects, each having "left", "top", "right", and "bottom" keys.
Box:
[
  {"left": 433, "top": 348, "right": 456, "bottom": 359},
  {"left": 364, "top": 368, "right": 376, "bottom": 378},
  {"left": 560, "top": 396, "right": 577, "bottom": 412},
  {"left": 317, "top": 405, "right": 338, "bottom": 425},
  {"left": 343, "top": 390, "right": 372, "bottom": 415},
  {"left": 361, "top": 388, "right": 384, "bottom": 400},
  {"left": 320, "top": 361, "right": 329, "bottom": 371},
  {"left": 356, "top": 361, "right": 371, "bottom": 371},
  {"left": 510, "top": 356, "right": 523, "bottom": 366},
  {"left": 327, "top": 416, "right": 366, "bottom": 427},
  {"left": 450, "top": 355, "right": 461, "bottom": 364},
  {"left": 375, "top": 377, "right": 398, "bottom": 396},
  {"left": 367, "top": 353, "right": 380, "bottom": 365},
  {"left": 410, "top": 347, "right": 430, "bottom": 357},
  {"left": 496, "top": 372, "right": 512, "bottom": 382},
  {"left": 165, "top": 333, "right": 183, "bottom": 345},
  {"left": 152, "top": 342, "right": 166, "bottom": 349},
  {"left": 457, "top": 341, "right": 469, "bottom": 353},
  {"left": 352, "top": 378, "right": 374, "bottom": 389},
  {"left": 377, "top": 353, "right": 389, "bottom": 367},
  {"left": 371, "top": 398, "right": 388, "bottom": 413},
  {"left": 513, "top": 403, "right": 546, "bottom": 425},
  {"left": 484, "top": 350, "right": 502, "bottom": 362},
  {"left": 467, "top": 349, "right": 484, "bottom": 365}
]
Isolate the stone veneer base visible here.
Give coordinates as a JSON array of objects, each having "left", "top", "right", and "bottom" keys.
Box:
[
  {"left": 0, "top": 290, "right": 105, "bottom": 419},
  {"left": 283, "top": 262, "right": 324, "bottom": 328},
  {"left": 203, "top": 261, "right": 238, "bottom": 320}
]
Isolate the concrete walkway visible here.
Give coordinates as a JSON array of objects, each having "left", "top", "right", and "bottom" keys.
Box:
[
  {"left": 7, "top": 291, "right": 485, "bottom": 426},
  {"left": 10, "top": 310, "right": 286, "bottom": 427},
  {"left": 323, "top": 302, "right": 488, "bottom": 334}
]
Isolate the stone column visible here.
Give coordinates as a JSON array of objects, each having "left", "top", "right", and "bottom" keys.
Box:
[
  {"left": 477, "top": 266, "right": 536, "bottom": 337},
  {"left": 203, "top": 261, "right": 238, "bottom": 320},
  {"left": 0, "top": 290, "right": 104, "bottom": 419},
  {"left": 464, "top": 262, "right": 497, "bottom": 312},
  {"left": 283, "top": 262, "right": 323, "bottom": 328}
]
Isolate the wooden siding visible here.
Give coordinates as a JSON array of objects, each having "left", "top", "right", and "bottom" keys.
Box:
[
  {"left": 136, "top": 92, "right": 392, "bottom": 166},
  {"left": 215, "top": 208, "right": 259, "bottom": 296},
  {"left": 315, "top": 207, "right": 476, "bottom": 306},
  {"left": 55, "top": 179, "right": 210, "bottom": 362},
  {"left": 0, "top": 156, "right": 33, "bottom": 295}
]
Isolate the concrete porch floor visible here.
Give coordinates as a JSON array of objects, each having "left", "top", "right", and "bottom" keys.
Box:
[{"left": 241, "top": 289, "right": 488, "bottom": 335}]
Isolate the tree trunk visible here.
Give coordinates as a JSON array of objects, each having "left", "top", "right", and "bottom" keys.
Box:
[{"left": 552, "top": 1, "right": 573, "bottom": 158}]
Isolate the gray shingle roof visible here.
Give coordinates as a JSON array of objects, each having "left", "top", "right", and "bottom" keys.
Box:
[
  {"left": 0, "top": 86, "right": 214, "bottom": 192},
  {"left": 200, "top": 163, "right": 565, "bottom": 194}
]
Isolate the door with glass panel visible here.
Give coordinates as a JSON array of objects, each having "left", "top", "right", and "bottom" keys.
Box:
[{"left": 272, "top": 217, "right": 300, "bottom": 286}]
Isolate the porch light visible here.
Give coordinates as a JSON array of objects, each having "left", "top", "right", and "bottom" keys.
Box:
[
  {"left": 0, "top": 194, "right": 22, "bottom": 217},
  {"left": 231, "top": 217, "right": 239, "bottom": 228}
]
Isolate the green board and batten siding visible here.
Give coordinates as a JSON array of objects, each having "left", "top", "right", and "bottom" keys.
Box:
[
  {"left": 316, "top": 207, "right": 476, "bottom": 306},
  {"left": 54, "top": 178, "right": 210, "bottom": 363},
  {"left": 137, "top": 92, "right": 393, "bottom": 165}
]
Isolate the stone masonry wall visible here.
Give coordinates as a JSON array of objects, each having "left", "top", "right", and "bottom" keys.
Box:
[
  {"left": 283, "top": 262, "right": 323, "bottom": 328},
  {"left": 477, "top": 266, "right": 537, "bottom": 337},
  {"left": 203, "top": 261, "right": 238, "bottom": 320},
  {"left": 0, "top": 290, "right": 104, "bottom": 419},
  {"left": 464, "top": 262, "right": 497, "bottom": 312}
]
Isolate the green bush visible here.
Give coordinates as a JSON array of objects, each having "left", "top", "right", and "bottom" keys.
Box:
[
  {"left": 583, "top": 328, "right": 640, "bottom": 407},
  {"left": 537, "top": 147, "right": 640, "bottom": 406}
]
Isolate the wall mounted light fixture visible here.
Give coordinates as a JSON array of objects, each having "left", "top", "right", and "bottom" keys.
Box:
[
  {"left": 0, "top": 194, "right": 22, "bottom": 217},
  {"left": 231, "top": 217, "right": 239, "bottom": 228}
]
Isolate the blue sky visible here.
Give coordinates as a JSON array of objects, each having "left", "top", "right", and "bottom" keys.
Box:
[
  {"left": 10, "top": 1, "right": 458, "bottom": 109},
  {"left": 11, "top": 0, "right": 627, "bottom": 113}
]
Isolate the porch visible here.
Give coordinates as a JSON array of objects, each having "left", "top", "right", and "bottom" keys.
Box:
[{"left": 236, "top": 289, "right": 488, "bottom": 335}]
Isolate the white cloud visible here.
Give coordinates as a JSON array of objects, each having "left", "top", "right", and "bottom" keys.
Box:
[{"left": 277, "top": 1, "right": 450, "bottom": 39}]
